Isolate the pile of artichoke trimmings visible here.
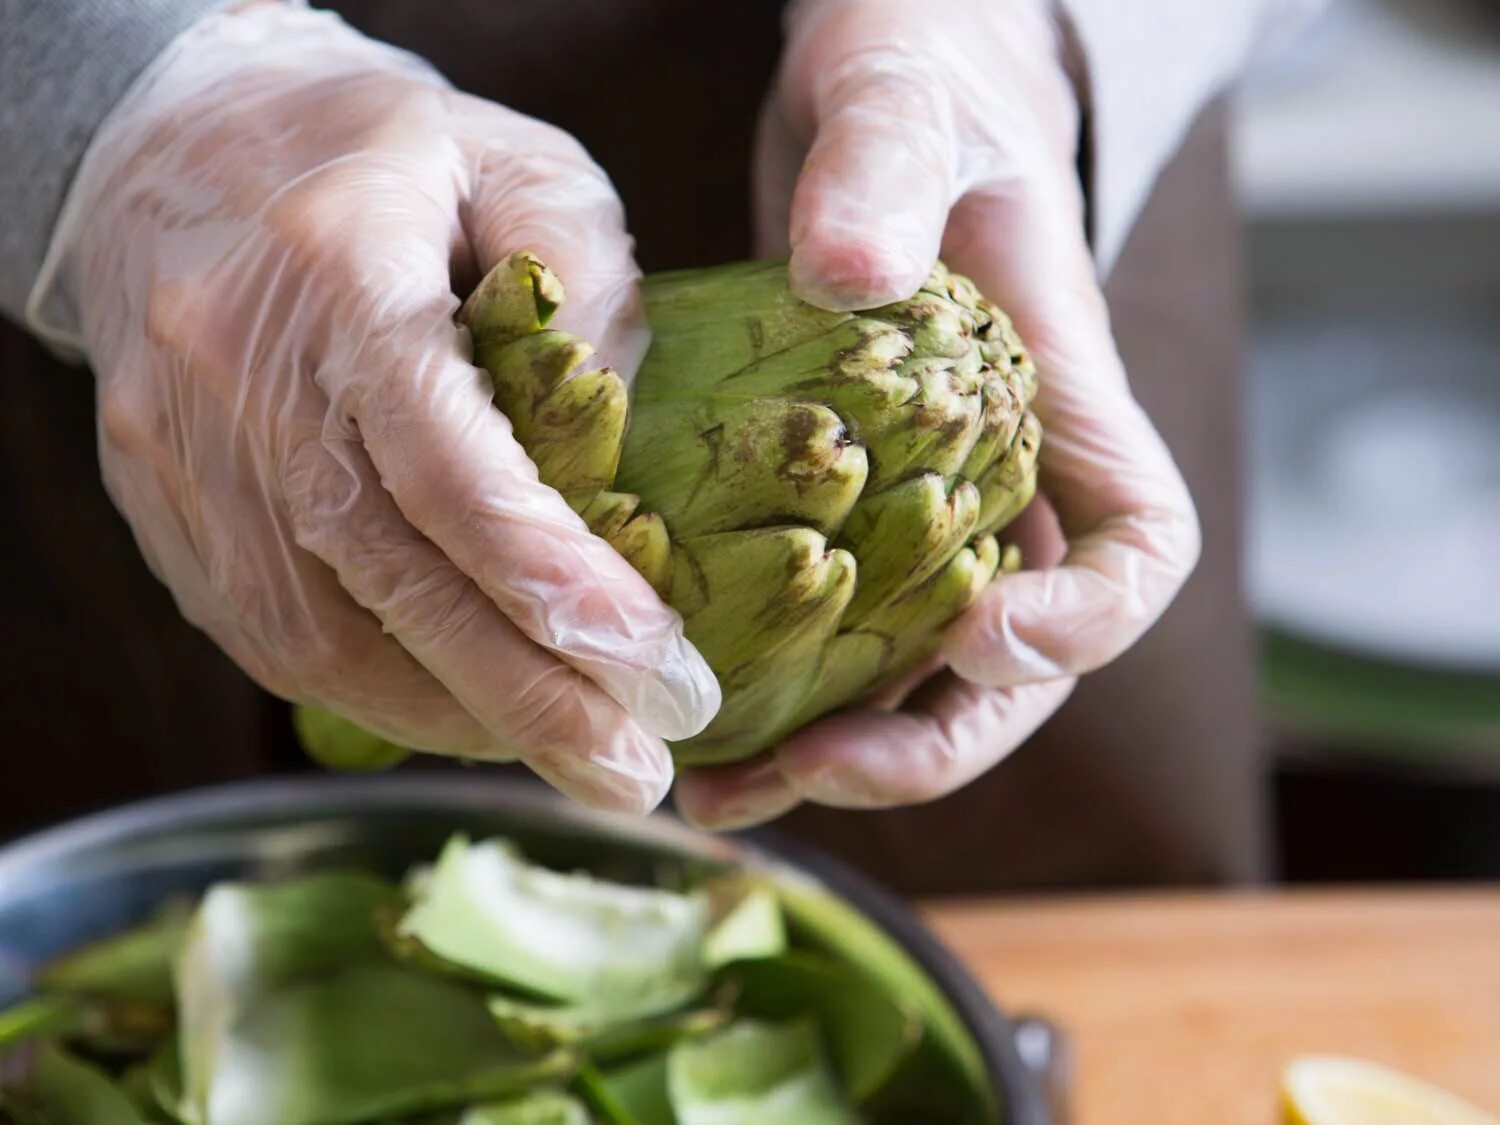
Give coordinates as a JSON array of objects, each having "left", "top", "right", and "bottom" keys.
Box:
[
  {"left": 0, "top": 835, "right": 998, "bottom": 1123},
  {"left": 297, "top": 255, "right": 1040, "bottom": 769}
]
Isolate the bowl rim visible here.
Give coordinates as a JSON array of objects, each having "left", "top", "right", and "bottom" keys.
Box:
[{"left": 0, "top": 772, "right": 1047, "bottom": 1125}]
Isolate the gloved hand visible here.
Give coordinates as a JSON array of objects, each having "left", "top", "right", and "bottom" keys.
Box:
[
  {"left": 676, "top": 0, "right": 1201, "bottom": 829},
  {"left": 27, "top": 4, "right": 719, "bottom": 815}
]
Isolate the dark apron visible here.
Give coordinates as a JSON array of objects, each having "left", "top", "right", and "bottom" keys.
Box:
[{"left": 0, "top": 0, "right": 1265, "bottom": 891}]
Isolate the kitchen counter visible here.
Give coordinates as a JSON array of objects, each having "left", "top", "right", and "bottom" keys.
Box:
[{"left": 925, "top": 889, "right": 1500, "bottom": 1124}]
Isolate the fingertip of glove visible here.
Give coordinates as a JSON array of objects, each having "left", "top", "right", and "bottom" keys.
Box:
[
  {"left": 626, "top": 773, "right": 674, "bottom": 818},
  {"left": 674, "top": 760, "right": 800, "bottom": 833},
  {"left": 628, "top": 639, "right": 723, "bottom": 742},
  {"left": 942, "top": 605, "right": 1069, "bottom": 687},
  {"left": 788, "top": 234, "right": 927, "bottom": 311},
  {"left": 527, "top": 726, "right": 676, "bottom": 817}
]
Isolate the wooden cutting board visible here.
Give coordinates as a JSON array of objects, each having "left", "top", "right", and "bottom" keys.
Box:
[{"left": 924, "top": 889, "right": 1500, "bottom": 1124}]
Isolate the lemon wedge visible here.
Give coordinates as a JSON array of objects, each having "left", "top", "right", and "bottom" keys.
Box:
[{"left": 1284, "top": 1056, "right": 1499, "bottom": 1125}]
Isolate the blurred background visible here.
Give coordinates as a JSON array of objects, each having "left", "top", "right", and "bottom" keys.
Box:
[
  {"left": 2, "top": 0, "right": 1497, "bottom": 901},
  {"left": 1233, "top": 0, "right": 1500, "bottom": 881}
]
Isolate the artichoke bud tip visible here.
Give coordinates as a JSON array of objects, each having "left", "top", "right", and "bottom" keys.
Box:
[{"left": 460, "top": 251, "right": 566, "bottom": 348}]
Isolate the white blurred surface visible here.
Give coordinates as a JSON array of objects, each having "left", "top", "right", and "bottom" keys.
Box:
[
  {"left": 1246, "top": 309, "right": 1500, "bottom": 668},
  {"left": 1234, "top": 0, "right": 1500, "bottom": 216}
]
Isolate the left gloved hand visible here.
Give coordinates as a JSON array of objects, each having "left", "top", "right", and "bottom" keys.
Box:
[
  {"left": 26, "top": 4, "right": 719, "bottom": 815},
  {"left": 676, "top": 0, "right": 1201, "bottom": 829}
]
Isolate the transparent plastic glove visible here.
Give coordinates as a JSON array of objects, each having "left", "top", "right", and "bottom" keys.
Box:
[
  {"left": 28, "top": 4, "right": 720, "bottom": 815},
  {"left": 676, "top": 0, "right": 1199, "bottom": 829}
]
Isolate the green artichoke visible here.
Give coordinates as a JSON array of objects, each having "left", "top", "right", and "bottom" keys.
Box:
[{"left": 298, "top": 254, "right": 1039, "bottom": 768}]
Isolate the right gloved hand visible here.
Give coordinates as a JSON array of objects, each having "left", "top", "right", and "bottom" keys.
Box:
[
  {"left": 27, "top": 4, "right": 720, "bottom": 814},
  {"left": 675, "top": 0, "right": 1201, "bottom": 830}
]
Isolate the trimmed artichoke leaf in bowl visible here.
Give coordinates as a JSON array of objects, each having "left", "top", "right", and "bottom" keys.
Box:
[
  {"left": 295, "top": 254, "right": 1041, "bottom": 772},
  {"left": 0, "top": 832, "right": 999, "bottom": 1124}
]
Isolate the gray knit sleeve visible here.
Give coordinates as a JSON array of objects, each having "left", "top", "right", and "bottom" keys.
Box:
[{"left": 0, "top": 0, "right": 233, "bottom": 325}]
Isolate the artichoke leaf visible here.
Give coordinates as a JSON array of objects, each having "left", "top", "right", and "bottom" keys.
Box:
[
  {"left": 175, "top": 871, "right": 579, "bottom": 1125},
  {"left": 39, "top": 900, "right": 193, "bottom": 1008},
  {"left": 0, "top": 993, "right": 173, "bottom": 1059},
  {"left": 8, "top": 900, "right": 189, "bottom": 1057},
  {"left": 116, "top": 1063, "right": 164, "bottom": 1122},
  {"left": 725, "top": 952, "right": 918, "bottom": 1105},
  {"left": 484, "top": 869, "right": 780, "bottom": 1060},
  {"left": 141, "top": 1038, "right": 186, "bottom": 1123},
  {"left": 4, "top": 1042, "right": 148, "bottom": 1124},
  {"left": 702, "top": 878, "right": 785, "bottom": 970},
  {"left": 0, "top": 996, "right": 86, "bottom": 1053},
  {"left": 667, "top": 1018, "right": 861, "bottom": 1125},
  {"left": 667, "top": 529, "right": 854, "bottom": 764},
  {"left": 836, "top": 474, "right": 980, "bottom": 626},
  {"left": 797, "top": 535, "right": 1000, "bottom": 726},
  {"left": 396, "top": 836, "right": 709, "bottom": 1018},
  {"left": 633, "top": 260, "right": 851, "bottom": 391},
  {"left": 487, "top": 992, "right": 728, "bottom": 1065},
  {"left": 456, "top": 1090, "right": 592, "bottom": 1124},
  {"left": 770, "top": 875, "right": 996, "bottom": 1124},
  {"left": 586, "top": 1055, "right": 673, "bottom": 1125},
  {"left": 181, "top": 960, "right": 571, "bottom": 1125}
]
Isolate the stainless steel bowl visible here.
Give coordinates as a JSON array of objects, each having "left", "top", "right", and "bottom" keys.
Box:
[{"left": 0, "top": 774, "right": 1054, "bottom": 1123}]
